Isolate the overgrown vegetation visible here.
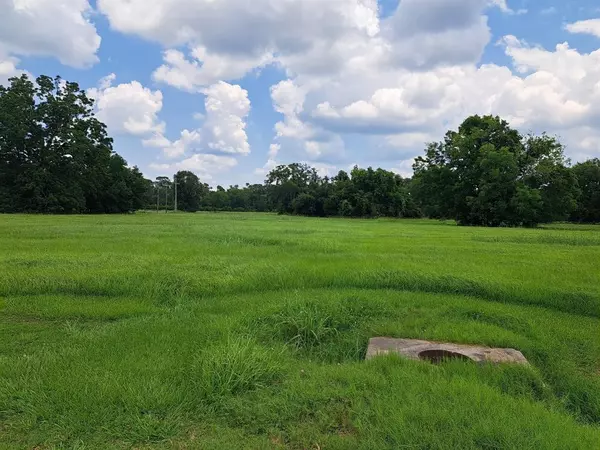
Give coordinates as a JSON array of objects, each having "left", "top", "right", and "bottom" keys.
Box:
[
  {"left": 3, "top": 74, "right": 599, "bottom": 225},
  {"left": 1, "top": 213, "right": 599, "bottom": 448}
]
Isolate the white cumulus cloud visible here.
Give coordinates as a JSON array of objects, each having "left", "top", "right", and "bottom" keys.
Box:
[
  {"left": 152, "top": 129, "right": 202, "bottom": 159},
  {"left": 88, "top": 75, "right": 166, "bottom": 137},
  {"left": 146, "top": 82, "right": 251, "bottom": 182},
  {"left": 153, "top": 47, "right": 273, "bottom": 91},
  {"left": 202, "top": 81, "right": 251, "bottom": 155},
  {"left": 0, "top": 54, "right": 27, "bottom": 86},
  {"left": 150, "top": 154, "right": 238, "bottom": 181},
  {"left": 91, "top": 0, "right": 600, "bottom": 180},
  {"left": 98, "top": 0, "right": 380, "bottom": 89},
  {"left": 0, "top": 0, "right": 100, "bottom": 67},
  {"left": 565, "top": 19, "right": 600, "bottom": 38}
]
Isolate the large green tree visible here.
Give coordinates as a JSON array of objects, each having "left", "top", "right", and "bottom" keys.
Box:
[
  {"left": 412, "top": 115, "right": 577, "bottom": 226},
  {"left": 571, "top": 158, "right": 600, "bottom": 223},
  {"left": 175, "top": 171, "right": 207, "bottom": 212},
  {"left": 0, "top": 75, "right": 148, "bottom": 213},
  {"left": 265, "top": 163, "right": 320, "bottom": 214}
]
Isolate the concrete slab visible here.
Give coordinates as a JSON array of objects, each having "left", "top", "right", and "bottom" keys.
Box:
[{"left": 366, "top": 337, "right": 528, "bottom": 365}]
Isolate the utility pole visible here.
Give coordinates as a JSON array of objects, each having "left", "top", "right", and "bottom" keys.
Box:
[
  {"left": 156, "top": 184, "right": 159, "bottom": 213},
  {"left": 174, "top": 173, "right": 178, "bottom": 212},
  {"left": 165, "top": 184, "right": 168, "bottom": 213}
]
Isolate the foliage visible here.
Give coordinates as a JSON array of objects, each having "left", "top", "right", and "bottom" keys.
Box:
[
  {"left": 154, "top": 163, "right": 420, "bottom": 219},
  {"left": 174, "top": 171, "right": 207, "bottom": 212},
  {"left": 571, "top": 158, "right": 600, "bottom": 223},
  {"left": 261, "top": 164, "right": 419, "bottom": 218},
  {"left": 412, "top": 115, "right": 578, "bottom": 227},
  {"left": 200, "top": 183, "right": 271, "bottom": 212},
  {"left": 266, "top": 162, "right": 320, "bottom": 214},
  {"left": 0, "top": 75, "right": 148, "bottom": 213}
]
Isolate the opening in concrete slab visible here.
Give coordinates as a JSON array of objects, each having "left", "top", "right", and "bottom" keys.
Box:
[
  {"left": 366, "top": 338, "right": 528, "bottom": 364},
  {"left": 418, "top": 349, "right": 472, "bottom": 364}
]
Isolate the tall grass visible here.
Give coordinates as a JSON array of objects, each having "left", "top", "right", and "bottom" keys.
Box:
[
  {"left": 0, "top": 213, "right": 599, "bottom": 448},
  {"left": 192, "top": 337, "right": 282, "bottom": 400}
]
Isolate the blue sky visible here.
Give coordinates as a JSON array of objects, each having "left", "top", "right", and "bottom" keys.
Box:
[{"left": 1, "top": 0, "right": 599, "bottom": 186}]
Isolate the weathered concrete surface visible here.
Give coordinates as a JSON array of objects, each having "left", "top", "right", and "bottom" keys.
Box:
[{"left": 366, "top": 337, "right": 528, "bottom": 365}]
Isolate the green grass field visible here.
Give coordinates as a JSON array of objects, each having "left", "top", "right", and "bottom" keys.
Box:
[{"left": 1, "top": 213, "right": 599, "bottom": 449}]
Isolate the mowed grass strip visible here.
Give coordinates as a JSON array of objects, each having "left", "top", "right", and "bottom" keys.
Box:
[{"left": 0, "top": 213, "right": 599, "bottom": 448}]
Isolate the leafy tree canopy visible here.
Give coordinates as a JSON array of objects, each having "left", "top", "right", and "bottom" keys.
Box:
[
  {"left": 412, "top": 115, "right": 578, "bottom": 227},
  {"left": 0, "top": 75, "right": 148, "bottom": 213},
  {"left": 571, "top": 158, "right": 600, "bottom": 223}
]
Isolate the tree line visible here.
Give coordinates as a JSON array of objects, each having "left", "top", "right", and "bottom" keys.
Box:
[
  {"left": 146, "top": 164, "right": 420, "bottom": 218},
  {"left": 1, "top": 75, "right": 599, "bottom": 225},
  {"left": 151, "top": 115, "right": 599, "bottom": 227}
]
